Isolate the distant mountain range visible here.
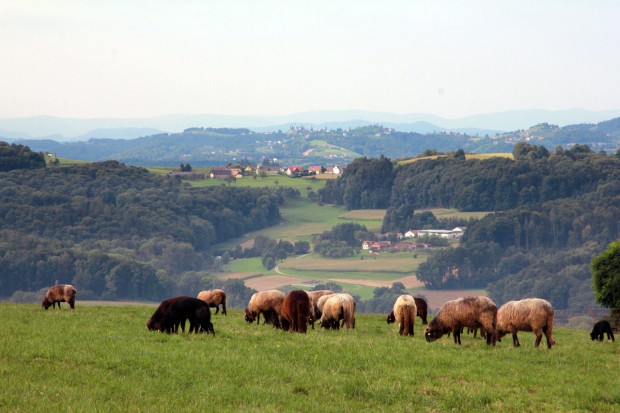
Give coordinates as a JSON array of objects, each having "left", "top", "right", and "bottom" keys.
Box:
[
  {"left": 2, "top": 108, "right": 620, "bottom": 142},
  {"left": 9, "top": 117, "right": 620, "bottom": 168}
]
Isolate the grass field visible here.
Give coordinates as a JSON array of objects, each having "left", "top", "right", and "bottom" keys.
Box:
[
  {"left": 398, "top": 153, "right": 514, "bottom": 165},
  {"left": 188, "top": 174, "right": 328, "bottom": 193},
  {"left": 213, "top": 198, "right": 348, "bottom": 250},
  {"left": 2, "top": 304, "right": 617, "bottom": 412},
  {"left": 279, "top": 252, "right": 427, "bottom": 278}
]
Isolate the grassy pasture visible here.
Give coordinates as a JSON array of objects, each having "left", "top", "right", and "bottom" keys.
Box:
[
  {"left": 213, "top": 199, "right": 347, "bottom": 250},
  {"left": 2, "top": 304, "right": 618, "bottom": 412},
  {"left": 420, "top": 208, "right": 492, "bottom": 221},
  {"left": 188, "top": 174, "right": 328, "bottom": 194},
  {"left": 279, "top": 252, "right": 426, "bottom": 277},
  {"left": 398, "top": 152, "right": 514, "bottom": 165}
]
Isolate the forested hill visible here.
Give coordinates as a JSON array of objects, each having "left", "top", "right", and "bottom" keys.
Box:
[
  {"left": 0, "top": 158, "right": 285, "bottom": 301},
  {"left": 12, "top": 117, "right": 620, "bottom": 167},
  {"left": 319, "top": 144, "right": 620, "bottom": 310}
]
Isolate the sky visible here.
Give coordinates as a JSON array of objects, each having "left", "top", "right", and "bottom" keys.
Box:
[{"left": 1, "top": 0, "right": 620, "bottom": 120}]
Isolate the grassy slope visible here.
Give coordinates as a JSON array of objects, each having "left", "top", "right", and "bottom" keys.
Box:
[{"left": 1, "top": 304, "right": 618, "bottom": 412}]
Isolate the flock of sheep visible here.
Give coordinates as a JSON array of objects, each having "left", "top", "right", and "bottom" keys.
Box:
[{"left": 41, "top": 284, "right": 616, "bottom": 346}]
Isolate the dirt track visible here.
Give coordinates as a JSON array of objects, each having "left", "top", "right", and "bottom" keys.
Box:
[{"left": 240, "top": 273, "right": 478, "bottom": 310}]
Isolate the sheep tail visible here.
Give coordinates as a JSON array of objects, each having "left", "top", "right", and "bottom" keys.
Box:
[{"left": 544, "top": 312, "right": 556, "bottom": 347}]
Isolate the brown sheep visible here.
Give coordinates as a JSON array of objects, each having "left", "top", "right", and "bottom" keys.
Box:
[
  {"left": 387, "top": 294, "right": 418, "bottom": 336},
  {"left": 496, "top": 298, "right": 556, "bottom": 348},
  {"left": 42, "top": 284, "right": 77, "bottom": 310},
  {"left": 244, "top": 290, "right": 285, "bottom": 328},
  {"left": 279, "top": 290, "right": 311, "bottom": 333},
  {"left": 197, "top": 289, "right": 227, "bottom": 315},
  {"left": 307, "top": 290, "right": 333, "bottom": 329},
  {"left": 424, "top": 296, "right": 497, "bottom": 345},
  {"left": 313, "top": 293, "right": 335, "bottom": 321},
  {"left": 413, "top": 297, "right": 429, "bottom": 325},
  {"left": 319, "top": 293, "right": 356, "bottom": 330}
]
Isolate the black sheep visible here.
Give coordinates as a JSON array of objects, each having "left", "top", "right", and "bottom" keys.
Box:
[
  {"left": 148, "top": 296, "right": 215, "bottom": 335},
  {"left": 590, "top": 320, "right": 615, "bottom": 342}
]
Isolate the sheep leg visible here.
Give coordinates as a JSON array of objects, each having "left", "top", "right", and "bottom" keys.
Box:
[
  {"left": 454, "top": 329, "right": 462, "bottom": 345},
  {"left": 214, "top": 306, "right": 219, "bottom": 315},
  {"left": 534, "top": 329, "right": 543, "bottom": 347},
  {"left": 222, "top": 303, "right": 226, "bottom": 316},
  {"left": 512, "top": 332, "right": 520, "bottom": 347}
]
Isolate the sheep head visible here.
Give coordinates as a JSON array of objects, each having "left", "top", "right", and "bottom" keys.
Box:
[
  {"left": 244, "top": 308, "right": 256, "bottom": 323},
  {"left": 146, "top": 318, "right": 160, "bottom": 331},
  {"left": 387, "top": 312, "right": 396, "bottom": 324},
  {"left": 424, "top": 320, "right": 449, "bottom": 342}
]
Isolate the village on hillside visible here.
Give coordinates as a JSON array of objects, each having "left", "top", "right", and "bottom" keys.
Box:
[
  {"left": 168, "top": 163, "right": 344, "bottom": 180},
  {"left": 362, "top": 227, "right": 465, "bottom": 254}
]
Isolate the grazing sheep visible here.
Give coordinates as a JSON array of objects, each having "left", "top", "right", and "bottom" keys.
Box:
[
  {"left": 42, "top": 284, "right": 77, "bottom": 310},
  {"left": 156, "top": 296, "right": 215, "bottom": 335},
  {"left": 319, "top": 293, "right": 356, "bottom": 330},
  {"left": 279, "top": 290, "right": 311, "bottom": 333},
  {"left": 244, "top": 290, "right": 285, "bottom": 328},
  {"left": 148, "top": 298, "right": 176, "bottom": 332},
  {"left": 413, "top": 297, "right": 429, "bottom": 325},
  {"left": 313, "top": 293, "right": 335, "bottom": 321},
  {"left": 307, "top": 290, "right": 333, "bottom": 329},
  {"left": 496, "top": 298, "right": 555, "bottom": 348},
  {"left": 387, "top": 295, "right": 418, "bottom": 336},
  {"left": 590, "top": 320, "right": 615, "bottom": 342},
  {"left": 197, "top": 289, "right": 227, "bottom": 315},
  {"left": 424, "top": 296, "right": 497, "bottom": 345}
]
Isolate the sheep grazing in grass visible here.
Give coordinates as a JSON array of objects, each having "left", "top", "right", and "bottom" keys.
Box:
[
  {"left": 590, "top": 320, "right": 615, "bottom": 342},
  {"left": 496, "top": 298, "right": 555, "bottom": 349},
  {"left": 244, "top": 290, "right": 285, "bottom": 328},
  {"left": 278, "top": 290, "right": 311, "bottom": 333},
  {"left": 387, "top": 295, "right": 418, "bottom": 336},
  {"left": 307, "top": 290, "right": 333, "bottom": 329},
  {"left": 148, "top": 297, "right": 176, "bottom": 332},
  {"left": 413, "top": 297, "right": 429, "bottom": 325},
  {"left": 147, "top": 296, "right": 215, "bottom": 335},
  {"left": 42, "top": 284, "right": 77, "bottom": 310},
  {"left": 319, "top": 293, "right": 356, "bottom": 330},
  {"left": 197, "top": 289, "right": 227, "bottom": 315},
  {"left": 424, "top": 296, "right": 497, "bottom": 345},
  {"left": 313, "top": 293, "right": 335, "bottom": 321}
]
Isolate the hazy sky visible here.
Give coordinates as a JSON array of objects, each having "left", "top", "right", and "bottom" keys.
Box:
[{"left": 2, "top": 0, "right": 619, "bottom": 119}]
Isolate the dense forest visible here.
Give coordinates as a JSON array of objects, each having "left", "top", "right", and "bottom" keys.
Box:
[
  {"left": 319, "top": 143, "right": 620, "bottom": 310},
  {"left": 0, "top": 149, "right": 287, "bottom": 304}
]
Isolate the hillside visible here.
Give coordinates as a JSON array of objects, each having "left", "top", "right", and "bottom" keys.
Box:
[
  {"left": 0, "top": 159, "right": 285, "bottom": 301},
  {"left": 319, "top": 147, "right": 620, "bottom": 311},
  {"left": 11, "top": 117, "right": 620, "bottom": 167}
]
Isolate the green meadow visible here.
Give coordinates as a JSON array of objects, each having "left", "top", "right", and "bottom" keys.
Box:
[
  {"left": 1, "top": 304, "right": 618, "bottom": 412},
  {"left": 189, "top": 174, "right": 329, "bottom": 193}
]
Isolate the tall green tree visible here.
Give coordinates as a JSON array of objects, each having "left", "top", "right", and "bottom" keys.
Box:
[{"left": 591, "top": 240, "right": 620, "bottom": 308}]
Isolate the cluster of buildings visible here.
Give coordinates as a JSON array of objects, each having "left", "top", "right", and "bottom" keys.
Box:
[
  {"left": 169, "top": 164, "right": 344, "bottom": 180},
  {"left": 361, "top": 227, "right": 465, "bottom": 253}
]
